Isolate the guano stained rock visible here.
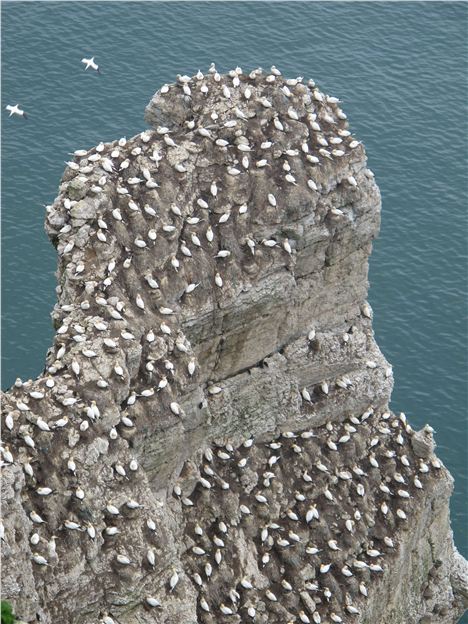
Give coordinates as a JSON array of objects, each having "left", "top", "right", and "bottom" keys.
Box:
[{"left": 1, "top": 65, "right": 467, "bottom": 624}]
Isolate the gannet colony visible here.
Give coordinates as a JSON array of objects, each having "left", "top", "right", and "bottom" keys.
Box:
[{"left": 1, "top": 66, "right": 467, "bottom": 624}]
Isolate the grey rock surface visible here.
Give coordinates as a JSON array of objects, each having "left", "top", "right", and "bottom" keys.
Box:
[{"left": 1, "top": 66, "right": 466, "bottom": 624}]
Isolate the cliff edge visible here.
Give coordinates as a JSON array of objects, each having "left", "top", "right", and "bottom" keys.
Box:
[{"left": 1, "top": 66, "right": 466, "bottom": 624}]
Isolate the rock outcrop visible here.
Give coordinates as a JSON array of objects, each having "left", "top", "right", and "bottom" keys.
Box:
[{"left": 1, "top": 66, "right": 466, "bottom": 624}]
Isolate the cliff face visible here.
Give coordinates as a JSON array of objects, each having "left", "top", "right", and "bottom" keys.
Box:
[{"left": 1, "top": 66, "right": 466, "bottom": 624}]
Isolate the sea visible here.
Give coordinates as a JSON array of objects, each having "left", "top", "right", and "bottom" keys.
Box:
[{"left": 2, "top": 0, "right": 467, "bottom": 588}]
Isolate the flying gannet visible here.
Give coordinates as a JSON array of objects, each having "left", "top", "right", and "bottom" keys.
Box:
[
  {"left": 81, "top": 56, "right": 101, "bottom": 73},
  {"left": 6, "top": 104, "right": 27, "bottom": 118}
]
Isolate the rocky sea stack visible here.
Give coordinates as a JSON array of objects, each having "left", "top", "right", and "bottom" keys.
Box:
[{"left": 1, "top": 66, "right": 467, "bottom": 624}]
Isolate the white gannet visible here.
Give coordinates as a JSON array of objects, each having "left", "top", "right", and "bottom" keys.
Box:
[
  {"left": 32, "top": 553, "right": 48, "bottom": 566},
  {"left": 6, "top": 104, "right": 27, "bottom": 119},
  {"left": 146, "top": 596, "right": 161, "bottom": 608},
  {"left": 81, "top": 56, "right": 100, "bottom": 73}
]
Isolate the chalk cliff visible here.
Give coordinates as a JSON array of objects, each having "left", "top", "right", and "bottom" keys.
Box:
[{"left": 1, "top": 66, "right": 466, "bottom": 624}]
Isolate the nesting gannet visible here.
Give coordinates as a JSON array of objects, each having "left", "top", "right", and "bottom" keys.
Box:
[
  {"left": 143, "top": 595, "right": 161, "bottom": 610},
  {"left": 169, "top": 570, "right": 179, "bottom": 591},
  {"left": 29, "top": 511, "right": 46, "bottom": 524},
  {"left": 116, "top": 553, "right": 131, "bottom": 565},
  {"left": 32, "top": 553, "right": 48, "bottom": 566}
]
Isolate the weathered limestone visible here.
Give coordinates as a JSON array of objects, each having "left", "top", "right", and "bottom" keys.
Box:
[{"left": 1, "top": 66, "right": 466, "bottom": 624}]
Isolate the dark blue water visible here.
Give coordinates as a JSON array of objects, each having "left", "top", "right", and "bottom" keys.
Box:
[{"left": 2, "top": 1, "right": 467, "bottom": 575}]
